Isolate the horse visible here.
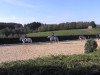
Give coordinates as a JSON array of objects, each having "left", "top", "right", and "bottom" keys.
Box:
[
  {"left": 79, "top": 35, "right": 86, "bottom": 41},
  {"left": 47, "top": 36, "right": 59, "bottom": 43},
  {"left": 19, "top": 37, "right": 32, "bottom": 44},
  {"left": 96, "top": 34, "right": 100, "bottom": 40}
]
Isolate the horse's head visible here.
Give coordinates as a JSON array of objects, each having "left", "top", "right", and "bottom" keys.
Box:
[
  {"left": 19, "top": 37, "right": 25, "bottom": 41},
  {"left": 47, "top": 36, "right": 51, "bottom": 38}
]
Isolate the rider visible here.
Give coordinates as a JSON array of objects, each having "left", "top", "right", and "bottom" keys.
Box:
[
  {"left": 52, "top": 32, "right": 55, "bottom": 36},
  {"left": 51, "top": 32, "right": 55, "bottom": 41}
]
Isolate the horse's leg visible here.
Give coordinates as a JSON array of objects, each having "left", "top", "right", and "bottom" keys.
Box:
[
  {"left": 97, "top": 37, "right": 98, "bottom": 40},
  {"left": 57, "top": 38, "right": 59, "bottom": 42},
  {"left": 97, "top": 36, "right": 99, "bottom": 40},
  {"left": 22, "top": 40, "right": 25, "bottom": 45},
  {"left": 79, "top": 38, "right": 81, "bottom": 41},
  {"left": 96, "top": 36, "right": 98, "bottom": 40},
  {"left": 30, "top": 40, "right": 32, "bottom": 43},
  {"left": 80, "top": 38, "right": 82, "bottom": 42},
  {"left": 98, "top": 36, "right": 99, "bottom": 40},
  {"left": 49, "top": 40, "right": 51, "bottom": 43},
  {"left": 79, "top": 37, "right": 80, "bottom": 41},
  {"left": 96, "top": 36, "right": 100, "bottom": 40},
  {"left": 49, "top": 39, "right": 52, "bottom": 43},
  {"left": 50, "top": 40, "right": 53, "bottom": 43},
  {"left": 88, "top": 36, "right": 89, "bottom": 39},
  {"left": 56, "top": 38, "right": 59, "bottom": 43}
]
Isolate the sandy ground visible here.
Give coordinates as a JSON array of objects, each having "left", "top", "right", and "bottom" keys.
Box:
[{"left": 0, "top": 40, "right": 100, "bottom": 63}]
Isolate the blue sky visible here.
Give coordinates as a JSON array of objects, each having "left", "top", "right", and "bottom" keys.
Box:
[{"left": 0, "top": 0, "right": 100, "bottom": 24}]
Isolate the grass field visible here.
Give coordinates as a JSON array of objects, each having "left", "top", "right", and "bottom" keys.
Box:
[{"left": 27, "top": 28, "right": 100, "bottom": 37}]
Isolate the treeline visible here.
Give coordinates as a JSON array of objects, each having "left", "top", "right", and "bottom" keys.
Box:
[
  {"left": 38, "top": 21, "right": 96, "bottom": 32},
  {"left": 0, "top": 21, "right": 96, "bottom": 38},
  {"left": 0, "top": 23, "right": 23, "bottom": 38},
  {"left": 0, "top": 22, "right": 42, "bottom": 37}
]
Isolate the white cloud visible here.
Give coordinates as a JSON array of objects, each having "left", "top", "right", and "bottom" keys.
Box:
[
  {"left": 0, "top": 16, "right": 35, "bottom": 24},
  {"left": 1, "top": 0, "right": 36, "bottom": 8}
]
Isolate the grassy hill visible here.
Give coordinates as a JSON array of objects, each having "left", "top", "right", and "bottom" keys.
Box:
[
  {"left": 0, "top": 49, "right": 100, "bottom": 75},
  {"left": 27, "top": 28, "right": 100, "bottom": 37}
]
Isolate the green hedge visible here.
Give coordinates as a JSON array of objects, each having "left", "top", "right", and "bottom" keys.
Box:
[{"left": 85, "top": 39, "right": 98, "bottom": 53}]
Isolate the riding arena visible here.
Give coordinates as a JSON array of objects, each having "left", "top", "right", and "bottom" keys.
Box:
[{"left": 0, "top": 34, "right": 100, "bottom": 63}]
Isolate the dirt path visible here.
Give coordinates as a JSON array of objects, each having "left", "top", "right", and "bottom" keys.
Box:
[{"left": 0, "top": 40, "right": 99, "bottom": 63}]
